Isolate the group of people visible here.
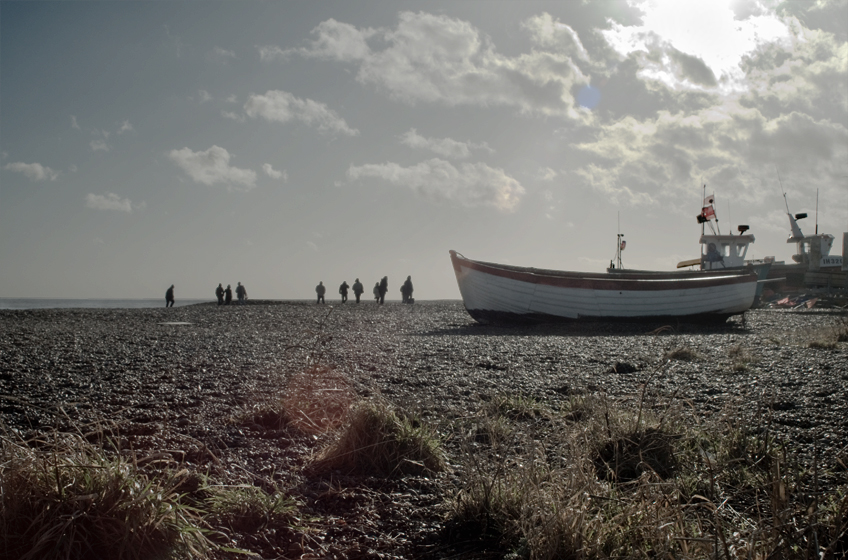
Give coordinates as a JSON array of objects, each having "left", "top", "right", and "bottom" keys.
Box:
[
  {"left": 316, "top": 276, "right": 414, "bottom": 305},
  {"left": 215, "top": 282, "right": 248, "bottom": 305},
  {"left": 166, "top": 275, "right": 412, "bottom": 307}
]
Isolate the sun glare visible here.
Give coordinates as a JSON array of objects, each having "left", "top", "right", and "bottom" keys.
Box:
[{"left": 606, "top": 0, "right": 790, "bottom": 89}]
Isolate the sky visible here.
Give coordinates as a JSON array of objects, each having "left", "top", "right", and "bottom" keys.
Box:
[{"left": 1, "top": 0, "right": 846, "bottom": 300}]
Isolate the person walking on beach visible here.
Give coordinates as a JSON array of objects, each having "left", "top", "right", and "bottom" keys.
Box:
[
  {"left": 352, "top": 278, "right": 364, "bottom": 303},
  {"left": 215, "top": 283, "right": 224, "bottom": 305},
  {"left": 165, "top": 285, "right": 175, "bottom": 307},
  {"left": 224, "top": 284, "right": 233, "bottom": 305},
  {"left": 316, "top": 281, "right": 326, "bottom": 304},
  {"left": 373, "top": 282, "right": 380, "bottom": 303},
  {"left": 339, "top": 281, "right": 349, "bottom": 303},
  {"left": 236, "top": 282, "right": 247, "bottom": 305},
  {"left": 378, "top": 276, "right": 388, "bottom": 304},
  {"left": 401, "top": 276, "right": 414, "bottom": 303}
]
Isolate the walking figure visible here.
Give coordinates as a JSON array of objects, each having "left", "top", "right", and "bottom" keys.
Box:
[
  {"left": 215, "top": 283, "right": 224, "bottom": 305},
  {"left": 316, "top": 281, "right": 326, "bottom": 304},
  {"left": 378, "top": 276, "right": 388, "bottom": 304},
  {"left": 339, "top": 280, "right": 349, "bottom": 303},
  {"left": 224, "top": 284, "right": 232, "bottom": 305},
  {"left": 401, "top": 276, "right": 414, "bottom": 303},
  {"left": 373, "top": 282, "right": 380, "bottom": 303},
  {"left": 352, "top": 278, "right": 364, "bottom": 303},
  {"left": 165, "top": 285, "right": 175, "bottom": 307},
  {"left": 236, "top": 282, "right": 247, "bottom": 305}
]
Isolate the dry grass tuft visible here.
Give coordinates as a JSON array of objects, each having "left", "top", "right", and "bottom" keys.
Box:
[
  {"left": 593, "top": 427, "right": 678, "bottom": 482},
  {"left": 836, "top": 318, "right": 848, "bottom": 342},
  {"left": 0, "top": 432, "right": 210, "bottom": 560},
  {"left": 729, "top": 343, "right": 754, "bottom": 372},
  {"left": 204, "top": 483, "right": 299, "bottom": 533},
  {"left": 484, "top": 393, "right": 552, "bottom": 422},
  {"left": 663, "top": 345, "right": 701, "bottom": 361},
  {"left": 310, "top": 400, "right": 445, "bottom": 477}
]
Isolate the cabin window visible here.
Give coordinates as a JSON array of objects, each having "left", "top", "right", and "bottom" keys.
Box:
[{"left": 721, "top": 243, "right": 730, "bottom": 257}]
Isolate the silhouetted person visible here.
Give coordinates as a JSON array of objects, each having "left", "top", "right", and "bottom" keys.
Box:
[
  {"left": 225, "top": 284, "right": 232, "bottom": 305},
  {"left": 215, "top": 283, "right": 224, "bottom": 305},
  {"left": 236, "top": 282, "right": 247, "bottom": 304},
  {"left": 378, "top": 276, "right": 388, "bottom": 304},
  {"left": 316, "top": 281, "right": 326, "bottom": 304},
  {"left": 352, "top": 278, "right": 364, "bottom": 303},
  {"left": 165, "top": 285, "right": 175, "bottom": 307},
  {"left": 401, "top": 276, "right": 414, "bottom": 303},
  {"left": 373, "top": 282, "right": 380, "bottom": 303},
  {"left": 339, "top": 281, "right": 349, "bottom": 303}
]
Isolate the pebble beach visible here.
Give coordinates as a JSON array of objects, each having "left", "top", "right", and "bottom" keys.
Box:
[{"left": 2, "top": 301, "right": 847, "bottom": 557}]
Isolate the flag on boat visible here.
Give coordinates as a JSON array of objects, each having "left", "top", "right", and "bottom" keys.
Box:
[
  {"left": 704, "top": 194, "right": 715, "bottom": 206},
  {"left": 620, "top": 239, "right": 626, "bottom": 250},
  {"left": 701, "top": 206, "right": 716, "bottom": 221}
]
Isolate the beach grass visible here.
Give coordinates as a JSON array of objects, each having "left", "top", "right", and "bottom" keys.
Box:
[
  {"left": 444, "top": 391, "right": 848, "bottom": 559},
  {"left": 0, "top": 431, "right": 211, "bottom": 560}
]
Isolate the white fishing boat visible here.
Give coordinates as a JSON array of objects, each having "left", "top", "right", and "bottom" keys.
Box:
[{"left": 449, "top": 250, "right": 759, "bottom": 324}]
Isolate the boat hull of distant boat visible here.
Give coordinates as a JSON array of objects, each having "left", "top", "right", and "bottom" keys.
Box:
[{"left": 450, "top": 250, "right": 759, "bottom": 324}]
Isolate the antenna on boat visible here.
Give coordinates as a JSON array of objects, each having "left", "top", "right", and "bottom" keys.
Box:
[
  {"left": 777, "top": 167, "right": 790, "bottom": 213},
  {"left": 815, "top": 188, "right": 819, "bottom": 235}
]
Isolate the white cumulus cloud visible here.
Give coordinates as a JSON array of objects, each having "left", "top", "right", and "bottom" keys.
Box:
[
  {"left": 262, "top": 163, "right": 287, "bottom": 181},
  {"left": 285, "top": 12, "right": 590, "bottom": 119},
  {"left": 399, "top": 129, "right": 491, "bottom": 159},
  {"left": 168, "top": 145, "right": 257, "bottom": 191},
  {"left": 4, "top": 162, "right": 58, "bottom": 181},
  {"left": 90, "top": 140, "right": 109, "bottom": 152},
  {"left": 244, "top": 90, "right": 358, "bottom": 136},
  {"left": 71, "top": 115, "right": 80, "bottom": 129},
  {"left": 198, "top": 90, "right": 212, "bottom": 103},
  {"left": 85, "top": 193, "right": 135, "bottom": 213},
  {"left": 118, "top": 120, "right": 134, "bottom": 134},
  {"left": 347, "top": 158, "right": 525, "bottom": 212}
]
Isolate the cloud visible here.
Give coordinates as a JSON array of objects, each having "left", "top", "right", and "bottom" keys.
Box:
[
  {"left": 3, "top": 162, "right": 59, "bottom": 181},
  {"left": 198, "top": 90, "right": 213, "bottom": 103},
  {"left": 257, "top": 45, "right": 289, "bottom": 61},
  {"left": 90, "top": 140, "right": 109, "bottom": 152},
  {"left": 222, "top": 111, "right": 245, "bottom": 122},
  {"left": 168, "top": 145, "right": 257, "bottom": 191},
  {"left": 226, "top": 95, "right": 238, "bottom": 103},
  {"left": 573, "top": 102, "right": 848, "bottom": 209},
  {"left": 117, "top": 120, "right": 134, "bottom": 134},
  {"left": 537, "top": 167, "right": 558, "bottom": 181},
  {"left": 347, "top": 158, "right": 525, "bottom": 211},
  {"left": 602, "top": 0, "right": 790, "bottom": 91},
  {"left": 85, "top": 193, "right": 135, "bottom": 213},
  {"left": 399, "top": 129, "right": 491, "bottom": 159},
  {"left": 208, "top": 46, "right": 236, "bottom": 63},
  {"left": 262, "top": 163, "right": 287, "bottom": 181},
  {"left": 71, "top": 115, "right": 80, "bottom": 130},
  {"left": 244, "top": 90, "right": 359, "bottom": 136},
  {"left": 286, "top": 18, "right": 377, "bottom": 62},
  {"left": 286, "top": 12, "right": 590, "bottom": 119}
]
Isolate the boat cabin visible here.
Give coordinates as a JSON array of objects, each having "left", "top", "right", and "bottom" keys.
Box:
[{"left": 699, "top": 233, "right": 754, "bottom": 270}]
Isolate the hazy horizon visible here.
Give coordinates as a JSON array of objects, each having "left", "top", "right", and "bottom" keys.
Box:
[{"left": 2, "top": 1, "right": 846, "bottom": 300}]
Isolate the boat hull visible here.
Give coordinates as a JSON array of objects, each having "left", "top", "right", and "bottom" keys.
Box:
[{"left": 450, "top": 251, "right": 758, "bottom": 324}]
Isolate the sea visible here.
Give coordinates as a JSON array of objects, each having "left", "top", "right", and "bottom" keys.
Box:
[{"left": 0, "top": 298, "right": 210, "bottom": 310}]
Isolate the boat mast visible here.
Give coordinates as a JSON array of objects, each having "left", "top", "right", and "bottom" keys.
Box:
[
  {"left": 815, "top": 188, "right": 819, "bottom": 235},
  {"left": 616, "top": 211, "right": 624, "bottom": 269}
]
